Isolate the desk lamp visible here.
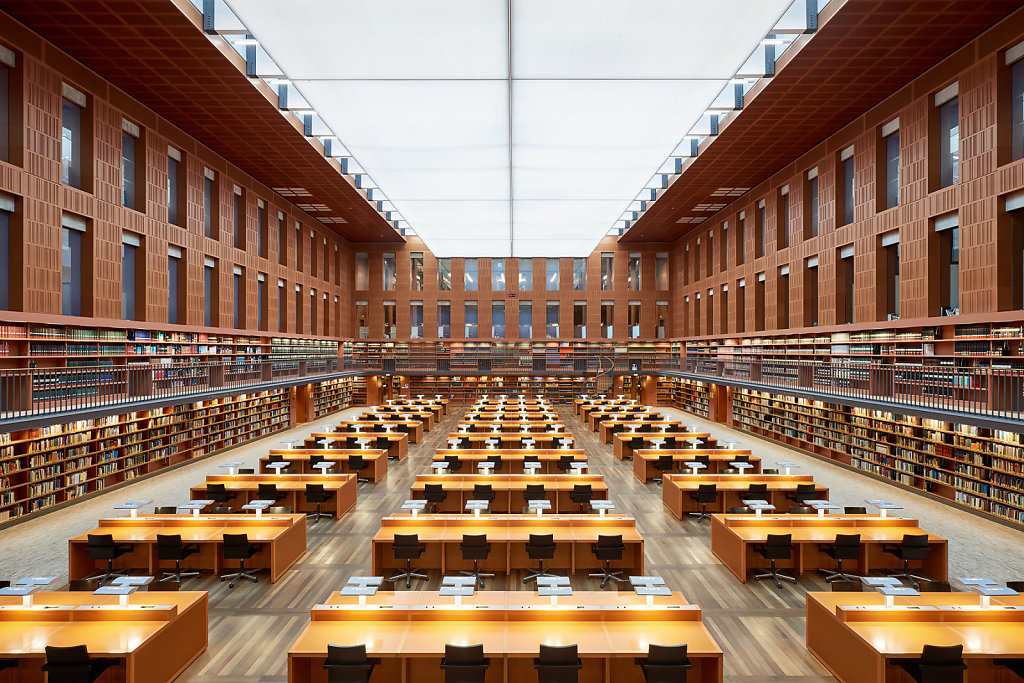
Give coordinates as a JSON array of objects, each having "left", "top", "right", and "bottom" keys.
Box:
[
  {"left": 341, "top": 576, "right": 383, "bottom": 607},
  {"left": 528, "top": 499, "right": 551, "bottom": 518},
  {"left": 741, "top": 499, "right": 775, "bottom": 518},
  {"left": 242, "top": 499, "right": 275, "bottom": 519},
  {"left": 431, "top": 461, "right": 449, "bottom": 476},
  {"left": 861, "top": 576, "right": 919, "bottom": 608},
  {"left": 219, "top": 462, "right": 244, "bottom": 476},
  {"left": 466, "top": 499, "right": 489, "bottom": 518},
  {"left": 776, "top": 461, "right": 799, "bottom": 475},
  {"left": 114, "top": 499, "right": 152, "bottom": 518},
  {"left": 590, "top": 500, "right": 614, "bottom": 518},
  {"left": 279, "top": 439, "right": 297, "bottom": 450},
  {"left": 448, "top": 438, "right": 461, "bottom": 450},
  {"left": 0, "top": 577, "right": 57, "bottom": 607},
  {"left": 180, "top": 499, "right": 214, "bottom": 518},
  {"left": 536, "top": 576, "right": 571, "bottom": 607},
  {"left": 957, "top": 577, "right": 1020, "bottom": 608},
  {"left": 440, "top": 576, "right": 476, "bottom": 608},
  {"left": 865, "top": 499, "right": 903, "bottom": 518},
  {"left": 806, "top": 500, "right": 840, "bottom": 518},
  {"left": 356, "top": 438, "right": 372, "bottom": 451},
  {"left": 402, "top": 499, "right": 428, "bottom": 518},
  {"left": 630, "top": 576, "right": 671, "bottom": 607}
]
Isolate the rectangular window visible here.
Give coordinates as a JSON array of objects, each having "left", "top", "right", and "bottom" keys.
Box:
[
  {"left": 837, "top": 246, "right": 855, "bottom": 324},
  {"left": 882, "top": 234, "right": 900, "bottom": 320},
  {"left": 464, "top": 258, "right": 478, "bottom": 291},
  {"left": 335, "top": 245, "right": 342, "bottom": 285},
  {"left": 938, "top": 95, "right": 960, "bottom": 188},
  {"left": 627, "top": 302, "right": 641, "bottom": 338},
  {"left": 295, "top": 225, "right": 302, "bottom": 271},
  {"left": 754, "top": 274, "right": 766, "bottom": 331},
  {"left": 735, "top": 281, "right": 746, "bottom": 333},
  {"left": 295, "top": 286, "right": 303, "bottom": 334},
  {"left": 121, "top": 232, "right": 139, "bottom": 321},
  {"left": 438, "top": 301, "right": 451, "bottom": 338},
  {"left": 121, "top": 129, "right": 137, "bottom": 210},
  {"left": 203, "top": 259, "right": 216, "bottom": 327},
  {"left": 411, "top": 252, "right": 424, "bottom": 291},
  {"left": 804, "top": 259, "right": 818, "bottom": 326},
  {"left": 777, "top": 267, "right": 789, "bottom": 329},
  {"left": 882, "top": 126, "right": 900, "bottom": 210},
  {"left": 518, "top": 302, "right": 532, "bottom": 338},
  {"left": 839, "top": 149, "right": 855, "bottom": 226},
  {"left": 491, "top": 301, "right": 505, "bottom": 338},
  {"left": 519, "top": 259, "right": 532, "bottom": 291},
  {"left": 656, "top": 301, "right": 669, "bottom": 338},
  {"left": 600, "top": 253, "right": 614, "bottom": 290},
  {"left": 720, "top": 223, "right": 728, "bottom": 271},
  {"left": 546, "top": 258, "right": 559, "bottom": 291},
  {"left": 652, "top": 252, "right": 667, "bottom": 289},
  {"left": 682, "top": 247, "right": 689, "bottom": 286},
  {"left": 309, "top": 232, "right": 317, "bottom": 276},
  {"left": 61, "top": 215, "right": 86, "bottom": 316},
  {"left": 203, "top": 174, "right": 215, "bottom": 238},
  {"left": 936, "top": 218, "right": 960, "bottom": 315},
  {"left": 736, "top": 214, "right": 745, "bottom": 265},
  {"left": 355, "top": 253, "right": 369, "bottom": 290},
  {"left": 233, "top": 268, "right": 243, "bottom": 329},
  {"left": 1013, "top": 58, "right": 1024, "bottom": 162},
  {"left": 279, "top": 281, "right": 287, "bottom": 333},
  {"left": 693, "top": 242, "right": 701, "bottom": 282},
  {"left": 258, "top": 202, "right": 269, "bottom": 259},
  {"left": 168, "top": 247, "right": 182, "bottom": 325},
  {"left": 718, "top": 288, "right": 728, "bottom": 334},
  {"left": 778, "top": 190, "right": 789, "bottom": 249},
  {"left": 438, "top": 258, "right": 451, "bottom": 291},
  {"left": 706, "top": 235, "right": 714, "bottom": 277},
  {"left": 383, "top": 252, "right": 396, "bottom": 290},
  {"left": 233, "top": 189, "right": 244, "bottom": 249},
  {"left": 692, "top": 296, "right": 700, "bottom": 337},
  {"left": 464, "top": 301, "right": 478, "bottom": 338},
  {"left": 0, "top": 57, "right": 9, "bottom": 163},
  {"left": 61, "top": 96, "right": 83, "bottom": 189},
  {"left": 410, "top": 301, "right": 423, "bottom": 339},
  {"left": 492, "top": 258, "right": 506, "bottom": 291},
  {"left": 573, "top": 301, "right": 586, "bottom": 338},
  {"left": 572, "top": 258, "right": 586, "bottom": 290},
  {"left": 627, "top": 253, "right": 641, "bottom": 290},
  {"left": 257, "top": 274, "right": 267, "bottom": 331},
  {"left": 545, "top": 301, "right": 559, "bottom": 338},
  {"left": 601, "top": 302, "right": 613, "bottom": 339},
  {"left": 806, "top": 171, "right": 819, "bottom": 239},
  {"left": 167, "top": 152, "right": 181, "bottom": 226},
  {"left": 278, "top": 214, "right": 287, "bottom": 265},
  {"left": 755, "top": 202, "right": 766, "bottom": 258},
  {"left": 382, "top": 301, "right": 396, "bottom": 338},
  {"left": 356, "top": 301, "right": 368, "bottom": 338}
]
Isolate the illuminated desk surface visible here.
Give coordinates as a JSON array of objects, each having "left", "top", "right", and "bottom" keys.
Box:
[
  {"left": 305, "top": 432, "right": 408, "bottom": 459},
  {"left": 634, "top": 449, "right": 761, "bottom": 479},
  {"left": 262, "top": 449, "right": 389, "bottom": 481},
  {"left": 330, "top": 420, "right": 424, "bottom": 442},
  {"left": 586, "top": 410, "right": 662, "bottom": 429},
  {"left": 382, "top": 400, "right": 447, "bottom": 419},
  {"left": 410, "top": 474, "right": 608, "bottom": 514},
  {"left": 357, "top": 409, "right": 435, "bottom": 430},
  {"left": 189, "top": 473, "right": 356, "bottom": 517},
  {"left": 614, "top": 433, "right": 717, "bottom": 460},
  {"left": 432, "top": 449, "right": 585, "bottom": 474},
  {"left": 455, "top": 420, "right": 567, "bottom": 432},
  {"left": 662, "top": 473, "right": 825, "bottom": 515},
  {"left": 598, "top": 419, "right": 684, "bottom": 442}
]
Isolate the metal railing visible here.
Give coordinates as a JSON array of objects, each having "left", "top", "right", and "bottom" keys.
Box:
[{"left": 0, "top": 357, "right": 344, "bottom": 422}]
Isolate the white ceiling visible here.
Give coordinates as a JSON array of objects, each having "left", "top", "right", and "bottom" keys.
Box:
[{"left": 224, "top": 0, "right": 792, "bottom": 256}]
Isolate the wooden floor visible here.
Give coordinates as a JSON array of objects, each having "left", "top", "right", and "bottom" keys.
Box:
[{"left": 167, "top": 406, "right": 836, "bottom": 683}]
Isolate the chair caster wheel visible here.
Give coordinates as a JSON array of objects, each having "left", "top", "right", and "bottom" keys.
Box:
[
  {"left": 252, "top": 578, "right": 258, "bottom": 583},
  {"left": 220, "top": 577, "right": 225, "bottom": 582}
]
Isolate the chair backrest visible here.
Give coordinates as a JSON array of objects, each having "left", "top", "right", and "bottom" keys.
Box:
[
  {"left": 528, "top": 533, "right": 555, "bottom": 549},
  {"left": 921, "top": 644, "right": 964, "bottom": 663},
  {"left": 309, "top": 454, "right": 324, "bottom": 467},
  {"left": 631, "top": 437, "right": 644, "bottom": 448},
  {"left": 835, "top": 533, "right": 861, "bottom": 548},
  {"left": 697, "top": 483, "right": 717, "bottom": 497},
  {"left": 596, "top": 534, "right": 623, "bottom": 548},
  {"left": 525, "top": 484, "right": 546, "bottom": 500},
  {"left": 656, "top": 454, "right": 674, "bottom": 469},
  {"left": 796, "top": 483, "right": 816, "bottom": 494},
  {"left": 305, "top": 483, "right": 326, "bottom": 500},
  {"left": 844, "top": 506, "right": 867, "bottom": 514},
  {"left": 461, "top": 534, "right": 487, "bottom": 549},
  {"left": 901, "top": 534, "right": 931, "bottom": 560},
  {"left": 325, "top": 643, "right": 369, "bottom": 666},
  {"left": 747, "top": 484, "right": 768, "bottom": 496},
  {"left": 86, "top": 534, "right": 113, "bottom": 549},
  {"left": 1007, "top": 581, "right": 1024, "bottom": 592},
  {"left": 761, "top": 468, "right": 779, "bottom": 474},
  {"left": 223, "top": 533, "right": 249, "bottom": 549},
  {"left": 154, "top": 506, "right": 178, "bottom": 514},
  {"left": 446, "top": 455, "right": 462, "bottom": 469},
  {"left": 348, "top": 454, "right": 366, "bottom": 468},
  {"left": 238, "top": 468, "right": 255, "bottom": 474},
  {"left": 44, "top": 645, "right": 89, "bottom": 666},
  {"left": 645, "top": 644, "right": 689, "bottom": 665},
  {"left": 537, "top": 644, "right": 579, "bottom": 666},
  {"left": 916, "top": 580, "right": 952, "bottom": 593},
  {"left": 830, "top": 580, "right": 864, "bottom": 592},
  {"left": 206, "top": 483, "right": 226, "bottom": 496},
  {"left": 393, "top": 533, "right": 420, "bottom": 548},
  {"left": 733, "top": 454, "right": 749, "bottom": 463},
  {"left": 156, "top": 534, "right": 183, "bottom": 550},
  {"left": 444, "top": 643, "right": 486, "bottom": 665},
  {"left": 695, "top": 455, "right": 710, "bottom": 467},
  {"left": 424, "top": 484, "right": 446, "bottom": 501},
  {"left": 558, "top": 455, "right": 573, "bottom": 470},
  {"left": 258, "top": 483, "right": 278, "bottom": 498},
  {"left": 766, "top": 534, "right": 792, "bottom": 550}
]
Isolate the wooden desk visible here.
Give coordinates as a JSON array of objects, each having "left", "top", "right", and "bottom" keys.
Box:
[
  {"left": 359, "top": 410, "right": 435, "bottom": 430},
  {"left": 806, "top": 591, "right": 1024, "bottom": 683},
  {"left": 575, "top": 399, "right": 637, "bottom": 415},
  {"left": 0, "top": 591, "right": 207, "bottom": 683},
  {"left": 457, "top": 419, "right": 566, "bottom": 431},
  {"left": 262, "top": 449, "right": 389, "bottom": 482},
  {"left": 371, "top": 515, "right": 643, "bottom": 577},
  {"left": 599, "top": 419, "right": 683, "bottom": 442},
  {"left": 410, "top": 474, "right": 608, "bottom": 513},
  {"left": 331, "top": 420, "right": 424, "bottom": 443},
  {"left": 634, "top": 449, "right": 761, "bottom": 478},
  {"left": 288, "top": 590, "right": 723, "bottom": 683},
  {"left": 580, "top": 405, "right": 643, "bottom": 422},
  {"left": 587, "top": 411, "right": 662, "bottom": 430},
  {"left": 614, "top": 432, "right": 717, "bottom": 460},
  {"left": 446, "top": 433, "right": 575, "bottom": 450},
  {"left": 189, "top": 474, "right": 357, "bottom": 517},
  {"left": 306, "top": 432, "right": 408, "bottom": 460},
  {"left": 386, "top": 399, "right": 447, "bottom": 418},
  {"left": 710, "top": 515, "right": 948, "bottom": 583},
  {"left": 69, "top": 514, "right": 307, "bottom": 582},
  {"left": 662, "top": 474, "right": 826, "bottom": 516},
  {"left": 433, "top": 449, "right": 586, "bottom": 474}
]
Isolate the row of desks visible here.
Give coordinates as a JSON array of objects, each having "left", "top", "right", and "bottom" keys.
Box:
[
  {"left": 360, "top": 409, "right": 436, "bottom": 430},
  {"left": 613, "top": 432, "right": 717, "bottom": 459},
  {"left": 662, "top": 474, "right": 825, "bottom": 517},
  {"left": 432, "top": 449, "right": 586, "bottom": 475},
  {"left": 263, "top": 449, "right": 389, "bottom": 481},
  {"left": 588, "top": 410, "right": 661, "bottom": 430},
  {"left": 409, "top": 474, "right": 608, "bottom": 514},
  {"left": 330, "top": 420, "right": 424, "bottom": 442},
  {"left": 382, "top": 399, "right": 449, "bottom": 418},
  {"left": 304, "top": 432, "right": 408, "bottom": 459},
  {"left": 444, "top": 433, "right": 575, "bottom": 449},
  {"left": 633, "top": 449, "right": 760, "bottom": 482},
  {"left": 598, "top": 419, "right": 683, "bottom": 442},
  {"left": 190, "top": 473, "right": 357, "bottom": 517}
]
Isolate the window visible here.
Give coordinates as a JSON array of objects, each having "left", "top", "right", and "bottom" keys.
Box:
[
  {"left": 335, "top": 245, "right": 342, "bottom": 285},
  {"left": 754, "top": 274, "right": 766, "bottom": 331},
  {"left": 692, "top": 295, "right": 700, "bottom": 337},
  {"left": 491, "top": 301, "right": 505, "bottom": 338},
  {"left": 438, "top": 301, "right": 451, "bottom": 338},
  {"left": 573, "top": 301, "right": 586, "bottom": 338},
  {"left": 203, "top": 172, "right": 216, "bottom": 238},
  {"left": 383, "top": 252, "right": 396, "bottom": 290},
  {"left": 934, "top": 212, "right": 960, "bottom": 315},
  {"left": 881, "top": 122, "right": 900, "bottom": 210},
  {"left": 61, "top": 93, "right": 84, "bottom": 189},
  {"left": 383, "top": 301, "right": 396, "bottom": 338},
  {"left": 233, "top": 188, "right": 244, "bottom": 249},
  {"left": 168, "top": 247, "right": 183, "bottom": 325},
  {"left": 880, "top": 231, "right": 900, "bottom": 320},
  {"left": 705, "top": 293, "right": 713, "bottom": 334},
  {"left": 805, "top": 170, "right": 819, "bottom": 238},
  {"left": 656, "top": 301, "right": 668, "bottom": 338},
  {"left": 720, "top": 223, "right": 728, "bottom": 271},
  {"left": 310, "top": 232, "right": 317, "bottom": 276},
  {"left": 411, "top": 252, "right": 424, "bottom": 291},
  {"left": 600, "top": 253, "right": 614, "bottom": 290},
  {"left": 356, "top": 301, "right": 368, "bottom": 338},
  {"left": 706, "top": 234, "right": 714, "bottom": 277},
  {"left": 233, "top": 267, "right": 243, "bottom": 329},
  {"left": 121, "top": 231, "right": 139, "bottom": 321},
  {"left": 257, "top": 273, "right": 267, "bottom": 330},
  {"left": 203, "top": 258, "right": 216, "bottom": 327},
  {"left": 545, "top": 301, "right": 559, "bottom": 338},
  {"left": 279, "top": 280, "right": 287, "bottom": 332},
  {"left": 718, "top": 287, "right": 728, "bottom": 333},
  {"left": 736, "top": 213, "right": 745, "bottom": 265},
  {"left": 278, "top": 214, "right": 287, "bottom": 265},
  {"left": 464, "top": 258, "right": 478, "bottom": 291},
  {"left": 410, "top": 301, "right": 424, "bottom": 338},
  {"left": 294, "top": 224, "right": 302, "bottom": 271},
  {"left": 572, "top": 258, "right": 586, "bottom": 290},
  {"left": 310, "top": 290, "right": 317, "bottom": 335},
  {"left": 519, "top": 259, "right": 532, "bottom": 291},
  {"left": 777, "top": 189, "right": 789, "bottom": 249},
  {"left": 1013, "top": 56, "right": 1024, "bottom": 162},
  {"left": 464, "top": 301, "right": 478, "bottom": 338},
  {"left": 438, "top": 258, "right": 452, "bottom": 290},
  {"left": 937, "top": 92, "right": 959, "bottom": 188},
  {"left": 755, "top": 201, "right": 766, "bottom": 258},
  {"left": 355, "top": 253, "right": 369, "bottom": 290},
  {"left": 295, "top": 285, "right": 303, "bottom": 333},
  {"left": 546, "top": 258, "right": 559, "bottom": 291},
  {"left": 735, "top": 280, "right": 746, "bottom": 333},
  {"left": 627, "top": 302, "right": 641, "bottom": 338},
  {"left": 839, "top": 147, "right": 854, "bottom": 226},
  {"left": 693, "top": 241, "right": 701, "bottom": 282},
  {"left": 837, "top": 245, "right": 855, "bottom": 323},
  {"left": 777, "top": 267, "right": 789, "bottom": 329},
  {"left": 0, "top": 52, "right": 10, "bottom": 163},
  {"left": 518, "top": 302, "right": 532, "bottom": 338},
  {"left": 492, "top": 258, "right": 506, "bottom": 290},
  {"left": 323, "top": 294, "right": 330, "bottom": 335},
  {"left": 627, "top": 253, "right": 641, "bottom": 290},
  {"left": 167, "top": 150, "right": 182, "bottom": 226},
  {"left": 804, "top": 258, "right": 818, "bottom": 326},
  {"left": 682, "top": 246, "right": 689, "bottom": 286},
  {"left": 61, "top": 214, "right": 86, "bottom": 317},
  {"left": 601, "top": 302, "right": 613, "bottom": 338},
  {"left": 655, "top": 253, "right": 671, "bottom": 290},
  {"left": 121, "top": 122, "right": 139, "bottom": 210}
]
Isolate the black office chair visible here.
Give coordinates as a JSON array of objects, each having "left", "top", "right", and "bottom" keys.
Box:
[
  {"left": 387, "top": 533, "right": 427, "bottom": 589},
  {"left": 459, "top": 534, "right": 494, "bottom": 588},
  {"left": 688, "top": 484, "right": 717, "bottom": 522},
  {"left": 570, "top": 484, "right": 593, "bottom": 513},
  {"left": 753, "top": 533, "right": 796, "bottom": 588},
  {"left": 789, "top": 506, "right": 815, "bottom": 515},
  {"left": 486, "top": 454, "right": 503, "bottom": 473},
  {"left": 257, "top": 483, "right": 285, "bottom": 504},
  {"left": 844, "top": 506, "right": 868, "bottom": 515},
  {"left": 664, "top": 437, "right": 678, "bottom": 449},
  {"left": 210, "top": 506, "right": 236, "bottom": 514},
  {"left": 445, "top": 454, "right": 464, "bottom": 474},
  {"left": 786, "top": 483, "right": 817, "bottom": 506},
  {"left": 440, "top": 643, "right": 489, "bottom": 683},
  {"left": 153, "top": 506, "right": 178, "bottom": 514},
  {"left": 347, "top": 454, "right": 371, "bottom": 483},
  {"left": 727, "top": 506, "right": 752, "bottom": 514},
  {"left": 732, "top": 454, "right": 750, "bottom": 465},
  {"left": 629, "top": 436, "right": 644, "bottom": 460},
  {"left": 309, "top": 454, "right": 326, "bottom": 470},
  {"left": 156, "top": 534, "right": 199, "bottom": 583},
  {"left": 694, "top": 455, "right": 710, "bottom": 472},
  {"left": 148, "top": 580, "right": 180, "bottom": 592},
  {"left": 744, "top": 483, "right": 768, "bottom": 501},
  {"left": 346, "top": 437, "right": 359, "bottom": 449},
  {"left": 652, "top": 455, "right": 675, "bottom": 484},
  {"left": 220, "top": 533, "right": 261, "bottom": 588},
  {"left": 557, "top": 455, "right": 574, "bottom": 473},
  {"left": 472, "top": 484, "right": 496, "bottom": 510},
  {"left": 458, "top": 437, "right": 472, "bottom": 449},
  {"left": 916, "top": 580, "right": 952, "bottom": 593},
  {"left": 41, "top": 645, "right": 118, "bottom": 683},
  {"left": 588, "top": 534, "right": 625, "bottom": 588},
  {"left": 305, "top": 483, "right": 334, "bottom": 522},
  {"left": 205, "top": 482, "right": 234, "bottom": 504},
  {"left": 1008, "top": 581, "right": 1024, "bottom": 592},
  {"left": 884, "top": 534, "right": 932, "bottom": 589},
  {"left": 534, "top": 644, "right": 582, "bottom": 683},
  {"left": 322, "top": 644, "right": 379, "bottom": 683},
  {"left": 894, "top": 645, "right": 967, "bottom": 683},
  {"left": 376, "top": 436, "right": 392, "bottom": 454},
  {"left": 424, "top": 483, "right": 447, "bottom": 512},
  {"left": 995, "top": 658, "right": 1024, "bottom": 681},
  {"left": 523, "top": 533, "right": 558, "bottom": 584},
  {"left": 67, "top": 579, "right": 99, "bottom": 592},
  {"left": 636, "top": 644, "right": 692, "bottom": 683},
  {"left": 830, "top": 580, "right": 864, "bottom": 592},
  {"left": 237, "top": 468, "right": 255, "bottom": 474},
  {"left": 86, "top": 534, "right": 133, "bottom": 584},
  {"left": 818, "top": 533, "right": 860, "bottom": 582}
]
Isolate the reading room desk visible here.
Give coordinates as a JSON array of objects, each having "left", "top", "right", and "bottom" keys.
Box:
[
  {"left": 189, "top": 473, "right": 357, "bottom": 517},
  {"left": 633, "top": 450, "right": 761, "bottom": 479},
  {"left": 262, "top": 449, "right": 389, "bottom": 482},
  {"left": 661, "top": 473, "right": 823, "bottom": 514},
  {"left": 410, "top": 473, "right": 608, "bottom": 513},
  {"left": 432, "top": 449, "right": 586, "bottom": 474},
  {"left": 614, "top": 432, "right": 717, "bottom": 460},
  {"left": 332, "top": 419, "right": 424, "bottom": 443},
  {"left": 306, "top": 431, "right": 408, "bottom": 460}
]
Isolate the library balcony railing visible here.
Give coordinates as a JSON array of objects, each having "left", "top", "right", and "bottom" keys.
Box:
[
  {"left": 0, "top": 357, "right": 345, "bottom": 423},
  {"left": 674, "top": 356, "right": 1024, "bottom": 422}
]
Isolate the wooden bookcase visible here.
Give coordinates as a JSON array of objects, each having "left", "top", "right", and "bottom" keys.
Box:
[
  {"left": 312, "top": 377, "right": 365, "bottom": 418},
  {"left": 403, "top": 375, "right": 597, "bottom": 405},
  {"left": 659, "top": 377, "right": 711, "bottom": 419}
]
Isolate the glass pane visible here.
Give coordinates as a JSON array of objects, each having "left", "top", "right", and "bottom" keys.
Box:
[
  {"left": 203, "top": 178, "right": 213, "bottom": 237},
  {"left": 168, "top": 256, "right": 178, "bottom": 325},
  {"left": 545, "top": 302, "right": 559, "bottom": 338},
  {"left": 233, "top": 193, "right": 242, "bottom": 248},
  {"left": 355, "top": 253, "right": 369, "bottom": 289},
  {"left": 410, "top": 303, "right": 423, "bottom": 338},
  {"left": 233, "top": 274, "right": 241, "bottom": 328},
  {"left": 411, "top": 253, "right": 424, "bottom": 290},
  {"left": 939, "top": 98, "right": 959, "bottom": 187},
  {"left": 491, "top": 302, "right": 505, "bottom": 338},
  {"left": 167, "top": 157, "right": 179, "bottom": 225},
  {"left": 121, "top": 132, "right": 136, "bottom": 209},
  {"left": 279, "top": 285, "right": 286, "bottom": 332},
  {"left": 572, "top": 258, "right": 586, "bottom": 290},
  {"left": 885, "top": 131, "right": 900, "bottom": 209},
  {"left": 122, "top": 243, "right": 136, "bottom": 320},
  {"left": 1013, "top": 60, "right": 1024, "bottom": 162},
  {"left": 438, "top": 258, "right": 451, "bottom": 290},
  {"left": 62, "top": 228, "right": 82, "bottom": 316},
  {"left": 809, "top": 177, "right": 819, "bottom": 237},
  {"left": 383, "top": 302, "right": 396, "bottom": 338},
  {"left": 357, "top": 302, "right": 369, "bottom": 338},
  {"left": 204, "top": 266, "right": 214, "bottom": 327},
  {"left": 383, "top": 253, "right": 396, "bottom": 290},
  {"left": 601, "top": 253, "right": 613, "bottom": 290},
  {"left": 655, "top": 253, "right": 668, "bottom": 289},
  {"left": 438, "top": 303, "right": 451, "bottom": 338},
  {"left": 61, "top": 99, "right": 82, "bottom": 189},
  {"left": 257, "top": 205, "right": 265, "bottom": 257},
  {"left": 843, "top": 157, "right": 854, "bottom": 225},
  {"left": 519, "top": 259, "right": 532, "bottom": 291},
  {"left": 464, "top": 302, "right": 478, "bottom": 338},
  {"left": 258, "top": 280, "right": 265, "bottom": 330},
  {"left": 492, "top": 258, "right": 506, "bottom": 290},
  {"left": 546, "top": 258, "right": 559, "bottom": 291},
  {"left": 518, "top": 302, "right": 532, "bottom": 338},
  {"left": 0, "top": 65, "right": 9, "bottom": 163},
  {"left": 573, "top": 302, "right": 586, "bottom": 338},
  {"left": 464, "top": 258, "right": 478, "bottom": 291}
]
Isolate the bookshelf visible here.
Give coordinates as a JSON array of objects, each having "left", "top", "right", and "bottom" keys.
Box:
[
  {"left": 729, "top": 388, "right": 1024, "bottom": 527},
  {"left": 0, "top": 389, "right": 290, "bottom": 526},
  {"left": 404, "top": 375, "right": 597, "bottom": 405},
  {"left": 312, "top": 377, "right": 365, "bottom": 418},
  {"left": 659, "top": 377, "right": 711, "bottom": 418}
]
